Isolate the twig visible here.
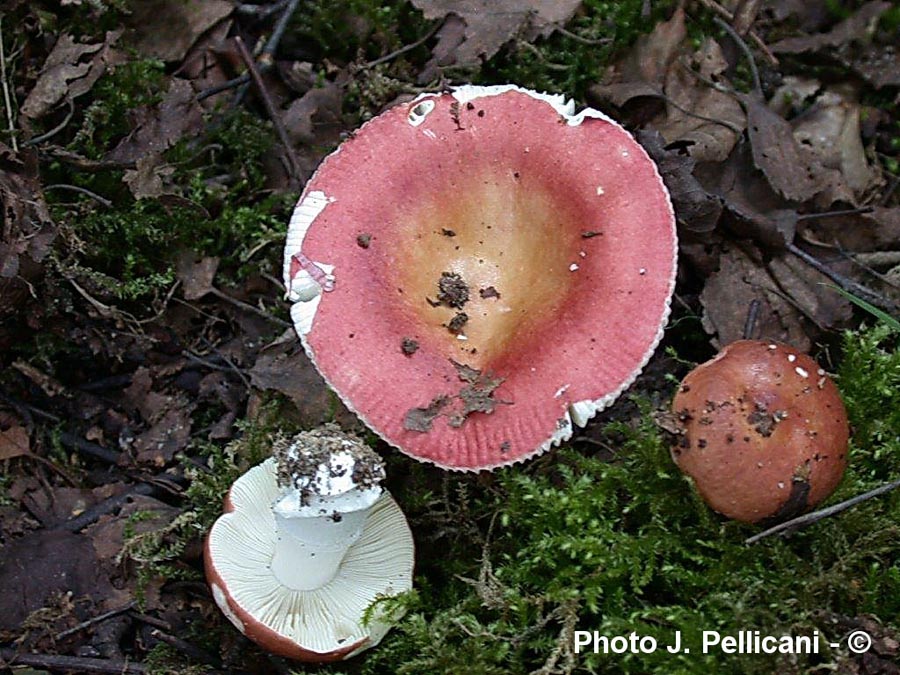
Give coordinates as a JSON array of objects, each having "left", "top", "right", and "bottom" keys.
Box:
[
  {"left": 258, "top": 0, "right": 302, "bottom": 68},
  {"left": 787, "top": 242, "right": 898, "bottom": 314},
  {"left": 234, "top": 35, "right": 302, "bottom": 181},
  {"left": 0, "top": 649, "right": 146, "bottom": 674},
  {"left": 652, "top": 85, "right": 744, "bottom": 133},
  {"left": 209, "top": 285, "right": 291, "bottom": 328},
  {"left": 197, "top": 73, "right": 250, "bottom": 102},
  {"left": 693, "top": 0, "right": 778, "bottom": 65},
  {"left": 150, "top": 630, "right": 222, "bottom": 668},
  {"left": 0, "top": 17, "right": 18, "bottom": 152},
  {"left": 24, "top": 98, "right": 75, "bottom": 147},
  {"left": 44, "top": 183, "right": 113, "bottom": 208},
  {"left": 796, "top": 206, "right": 874, "bottom": 221},
  {"left": 54, "top": 602, "right": 136, "bottom": 641},
  {"left": 713, "top": 16, "right": 761, "bottom": 98},
  {"left": 742, "top": 298, "right": 761, "bottom": 339},
  {"left": 40, "top": 146, "right": 135, "bottom": 171},
  {"left": 362, "top": 20, "right": 443, "bottom": 70},
  {"left": 60, "top": 484, "right": 156, "bottom": 533},
  {"left": 746, "top": 478, "right": 900, "bottom": 544},
  {"left": 236, "top": 0, "right": 290, "bottom": 18}
]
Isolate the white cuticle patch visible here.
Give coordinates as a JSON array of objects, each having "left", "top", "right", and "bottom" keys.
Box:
[
  {"left": 407, "top": 99, "right": 435, "bottom": 126},
  {"left": 795, "top": 366, "right": 809, "bottom": 378},
  {"left": 768, "top": 344, "right": 777, "bottom": 350},
  {"left": 817, "top": 368, "right": 825, "bottom": 376},
  {"left": 554, "top": 384, "right": 570, "bottom": 399},
  {"left": 569, "top": 263, "right": 579, "bottom": 272},
  {"left": 596, "top": 186, "right": 605, "bottom": 195},
  {"left": 639, "top": 268, "right": 647, "bottom": 275},
  {"left": 423, "top": 129, "right": 437, "bottom": 139},
  {"left": 787, "top": 354, "right": 796, "bottom": 362},
  {"left": 284, "top": 190, "right": 336, "bottom": 335},
  {"left": 211, "top": 584, "right": 245, "bottom": 633}
]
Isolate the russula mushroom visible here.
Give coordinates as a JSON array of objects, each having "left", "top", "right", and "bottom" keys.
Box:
[
  {"left": 284, "top": 84, "right": 676, "bottom": 470},
  {"left": 204, "top": 425, "right": 414, "bottom": 661},
  {"left": 671, "top": 340, "right": 849, "bottom": 523}
]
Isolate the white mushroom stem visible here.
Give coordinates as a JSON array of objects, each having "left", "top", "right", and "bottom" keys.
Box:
[{"left": 271, "top": 484, "right": 382, "bottom": 591}]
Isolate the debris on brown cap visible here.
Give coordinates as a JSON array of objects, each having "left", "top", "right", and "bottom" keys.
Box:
[{"left": 671, "top": 340, "right": 849, "bottom": 524}]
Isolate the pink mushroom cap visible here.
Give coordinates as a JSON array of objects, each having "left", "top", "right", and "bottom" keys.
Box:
[{"left": 284, "top": 85, "right": 677, "bottom": 470}]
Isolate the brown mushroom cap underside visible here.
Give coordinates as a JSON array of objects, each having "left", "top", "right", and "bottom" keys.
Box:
[{"left": 672, "top": 340, "right": 849, "bottom": 523}]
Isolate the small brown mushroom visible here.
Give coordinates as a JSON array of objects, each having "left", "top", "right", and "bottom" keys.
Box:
[{"left": 671, "top": 340, "right": 849, "bottom": 523}]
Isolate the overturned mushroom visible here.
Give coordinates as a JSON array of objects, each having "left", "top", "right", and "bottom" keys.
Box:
[
  {"left": 204, "top": 425, "right": 414, "bottom": 661},
  {"left": 284, "top": 85, "right": 677, "bottom": 470},
  {"left": 671, "top": 340, "right": 849, "bottom": 523}
]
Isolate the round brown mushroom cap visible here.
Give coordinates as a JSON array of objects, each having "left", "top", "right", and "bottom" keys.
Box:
[{"left": 671, "top": 340, "right": 849, "bottom": 523}]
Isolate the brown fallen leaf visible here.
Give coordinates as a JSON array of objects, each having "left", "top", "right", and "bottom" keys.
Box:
[
  {"left": 122, "top": 153, "right": 175, "bottom": 200},
  {"left": 105, "top": 78, "right": 204, "bottom": 164},
  {"left": 21, "top": 31, "right": 124, "bottom": 120},
  {"left": 591, "top": 6, "right": 686, "bottom": 107},
  {"left": 636, "top": 129, "right": 722, "bottom": 234},
  {"left": 418, "top": 14, "right": 467, "bottom": 84},
  {"left": 0, "top": 423, "right": 29, "bottom": 461},
  {"left": 283, "top": 82, "right": 344, "bottom": 147},
  {"left": 249, "top": 341, "right": 356, "bottom": 428},
  {"left": 740, "top": 94, "right": 828, "bottom": 203},
  {"left": 770, "top": 1, "right": 891, "bottom": 54},
  {"left": 655, "top": 38, "right": 745, "bottom": 162},
  {"left": 700, "top": 243, "right": 812, "bottom": 350},
  {"left": 847, "top": 43, "right": 900, "bottom": 89},
  {"left": 0, "top": 145, "right": 55, "bottom": 322},
  {"left": 174, "top": 250, "right": 220, "bottom": 301},
  {"left": 0, "top": 529, "right": 114, "bottom": 632},
  {"left": 125, "top": 0, "right": 233, "bottom": 63},
  {"left": 411, "top": 0, "right": 583, "bottom": 69}
]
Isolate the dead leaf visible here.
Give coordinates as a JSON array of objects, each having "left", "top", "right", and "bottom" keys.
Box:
[
  {"left": 283, "top": 83, "right": 344, "bottom": 146},
  {"left": 0, "top": 145, "right": 55, "bottom": 317},
  {"left": 132, "top": 404, "right": 193, "bottom": 466},
  {"left": 591, "top": 7, "right": 686, "bottom": 107},
  {"left": 174, "top": 251, "right": 219, "bottom": 300},
  {"left": 122, "top": 154, "right": 175, "bottom": 200},
  {"left": 655, "top": 38, "right": 745, "bottom": 162},
  {"left": 106, "top": 78, "right": 204, "bottom": 164},
  {"left": 418, "top": 14, "right": 467, "bottom": 83},
  {"left": 636, "top": 129, "right": 722, "bottom": 233},
  {"left": 0, "top": 529, "right": 113, "bottom": 632},
  {"left": 21, "top": 31, "right": 123, "bottom": 120},
  {"left": 125, "top": 0, "right": 233, "bottom": 63},
  {"left": 741, "top": 94, "right": 827, "bottom": 203},
  {"left": 411, "top": 0, "right": 583, "bottom": 68},
  {"left": 848, "top": 44, "right": 900, "bottom": 89},
  {"left": 770, "top": 1, "right": 891, "bottom": 54},
  {"left": 700, "top": 244, "right": 812, "bottom": 350},
  {"left": 249, "top": 341, "right": 355, "bottom": 427},
  {"left": 791, "top": 86, "right": 881, "bottom": 201},
  {"left": 0, "top": 423, "right": 29, "bottom": 461}
]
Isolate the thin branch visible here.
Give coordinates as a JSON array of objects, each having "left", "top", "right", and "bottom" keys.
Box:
[
  {"left": 693, "top": 0, "right": 778, "bottom": 65},
  {"left": 746, "top": 478, "right": 900, "bottom": 544},
  {"left": 234, "top": 35, "right": 302, "bottom": 181},
  {"left": 787, "top": 242, "right": 898, "bottom": 314},
  {"left": 209, "top": 286, "right": 291, "bottom": 328},
  {"left": 361, "top": 20, "right": 443, "bottom": 70},
  {"left": 713, "top": 16, "right": 761, "bottom": 98},
  {"left": 54, "top": 602, "right": 136, "bottom": 641},
  {"left": 24, "top": 98, "right": 75, "bottom": 147},
  {"left": 44, "top": 183, "right": 113, "bottom": 208},
  {"left": 0, "top": 17, "right": 18, "bottom": 152},
  {"left": 0, "top": 649, "right": 146, "bottom": 674}
]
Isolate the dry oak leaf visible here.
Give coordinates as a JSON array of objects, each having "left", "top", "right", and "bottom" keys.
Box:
[
  {"left": 591, "top": 6, "right": 686, "bottom": 106},
  {"left": 791, "top": 86, "right": 880, "bottom": 202},
  {"left": 125, "top": 0, "right": 233, "bottom": 62},
  {"left": 0, "top": 423, "right": 29, "bottom": 461},
  {"left": 770, "top": 1, "right": 891, "bottom": 54},
  {"left": 700, "top": 244, "right": 812, "bottom": 351},
  {"left": 174, "top": 250, "right": 220, "bottom": 300},
  {"left": 654, "top": 37, "right": 745, "bottom": 163},
  {"left": 411, "top": 0, "right": 582, "bottom": 68},
  {"left": 21, "top": 31, "right": 123, "bottom": 120},
  {"left": 105, "top": 78, "right": 203, "bottom": 164}
]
